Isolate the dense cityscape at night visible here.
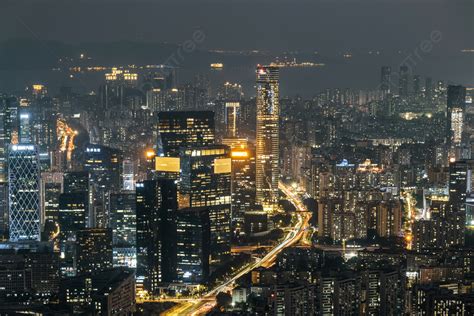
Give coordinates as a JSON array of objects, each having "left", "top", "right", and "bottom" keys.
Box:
[{"left": 0, "top": 0, "right": 473, "bottom": 315}]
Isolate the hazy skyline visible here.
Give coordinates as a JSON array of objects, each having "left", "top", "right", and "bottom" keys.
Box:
[{"left": 1, "top": 0, "right": 473, "bottom": 53}]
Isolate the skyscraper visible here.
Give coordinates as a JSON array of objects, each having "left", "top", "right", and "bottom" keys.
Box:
[
  {"left": 157, "top": 111, "right": 215, "bottom": 156},
  {"left": 446, "top": 85, "right": 466, "bottom": 154},
  {"left": 225, "top": 102, "right": 240, "bottom": 138},
  {"left": 122, "top": 159, "right": 135, "bottom": 191},
  {"left": 256, "top": 65, "right": 280, "bottom": 212},
  {"left": 179, "top": 145, "right": 232, "bottom": 263},
  {"left": 76, "top": 228, "right": 113, "bottom": 275},
  {"left": 380, "top": 66, "right": 391, "bottom": 95},
  {"left": 176, "top": 207, "right": 211, "bottom": 284},
  {"left": 399, "top": 65, "right": 409, "bottom": 97},
  {"left": 8, "top": 144, "right": 41, "bottom": 242},
  {"left": 136, "top": 179, "right": 178, "bottom": 293},
  {"left": 413, "top": 75, "right": 421, "bottom": 96},
  {"left": 446, "top": 160, "right": 469, "bottom": 246},
  {"left": 110, "top": 192, "right": 136, "bottom": 268}
]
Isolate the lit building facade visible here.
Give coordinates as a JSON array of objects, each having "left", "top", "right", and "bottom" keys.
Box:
[
  {"left": 446, "top": 85, "right": 466, "bottom": 158},
  {"left": 179, "top": 145, "right": 232, "bottom": 263},
  {"left": 110, "top": 192, "right": 136, "bottom": 268},
  {"left": 225, "top": 102, "right": 240, "bottom": 138},
  {"left": 75, "top": 228, "right": 113, "bottom": 275},
  {"left": 255, "top": 65, "right": 280, "bottom": 212},
  {"left": 176, "top": 207, "right": 210, "bottom": 284},
  {"left": 136, "top": 179, "right": 178, "bottom": 293},
  {"left": 8, "top": 144, "right": 41, "bottom": 242},
  {"left": 157, "top": 111, "right": 215, "bottom": 157}
]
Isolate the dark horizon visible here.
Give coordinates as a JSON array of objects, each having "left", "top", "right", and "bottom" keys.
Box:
[{"left": 1, "top": 0, "right": 473, "bottom": 53}]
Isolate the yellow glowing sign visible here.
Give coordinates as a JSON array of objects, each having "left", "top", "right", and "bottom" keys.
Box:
[
  {"left": 32, "top": 84, "right": 44, "bottom": 91},
  {"left": 231, "top": 150, "right": 249, "bottom": 158},
  {"left": 214, "top": 158, "right": 231, "bottom": 174},
  {"left": 155, "top": 157, "right": 180, "bottom": 172},
  {"left": 145, "top": 150, "right": 155, "bottom": 159}
]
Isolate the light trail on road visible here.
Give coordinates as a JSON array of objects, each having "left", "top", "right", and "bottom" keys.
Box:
[{"left": 158, "top": 181, "right": 311, "bottom": 315}]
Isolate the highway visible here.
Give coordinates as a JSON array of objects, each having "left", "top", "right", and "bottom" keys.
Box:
[{"left": 160, "top": 181, "right": 311, "bottom": 315}]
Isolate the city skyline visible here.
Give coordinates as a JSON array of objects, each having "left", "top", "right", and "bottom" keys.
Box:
[{"left": 0, "top": 1, "right": 473, "bottom": 315}]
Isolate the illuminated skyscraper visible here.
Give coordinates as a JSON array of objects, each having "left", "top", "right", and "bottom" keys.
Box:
[
  {"left": 446, "top": 85, "right": 466, "bottom": 154},
  {"left": 176, "top": 207, "right": 210, "bottom": 284},
  {"left": 122, "top": 159, "right": 135, "bottom": 191},
  {"left": 8, "top": 144, "right": 41, "bottom": 241},
  {"left": 255, "top": 65, "right": 280, "bottom": 212},
  {"left": 18, "top": 110, "right": 32, "bottom": 144},
  {"left": 157, "top": 111, "right": 215, "bottom": 157},
  {"left": 76, "top": 228, "right": 113, "bottom": 275},
  {"left": 178, "top": 145, "right": 232, "bottom": 263},
  {"left": 228, "top": 142, "right": 256, "bottom": 233},
  {"left": 110, "top": 191, "right": 136, "bottom": 268},
  {"left": 136, "top": 179, "right": 177, "bottom": 292},
  {"left": 446, "top": 160, "right": 469, "bottom": 246},
  {"left": 225, "top": 102, "right": 240, "bottom": 137}
]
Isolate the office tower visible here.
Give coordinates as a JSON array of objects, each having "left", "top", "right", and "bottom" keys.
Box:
[
  {"left": 60, "top": 268, "right": 135, "bottom": 315},
  {"left": 0, "top": 244, "right": 60, "bottom": 297},
  {"left": 398, "top": 66, "right": 410, "bottom": 98},
  {"left": 230, "top": 143, "right": 256, "bottom": 233},
  {"left": 380, "top": 66, "right": 391, "bottom": 94},
  {"left": 64, "top": 171, "right": 89, "bottom": 193},
  {"left": 110, "top": 192, "right": 136, "bottom": 268},
  {"left": 122, "top": 159, "right": 134, "bottom": 190},
  {"left": 179, "top": 145, "right": 232, "bottom": 263},
  {"left": 225, "top": 102, "right": 240, "bottom": 137},
  {"left": 0, "top": 99, "right": 7, "bottom": 183},
  {"left": 399, "top": 65, "right": 409, "bottom": 97},
  {"left": 0, "top": 183, "right": 7, "bottom": 240},
  {"left": 83, "top": 144, "right": 122, "bottom": 227},
  {"left": 413, "top": 75, "right": 421, "bottom": 96},
  {"left": 255, "top": 65, "right": 280, "bottom": 212},
  {"left": 18, "top": 111, "right": 32, "bottom": 144},
  {"left": 57, "top": 192, "right": 87, "bottom": 277},
  {"left": 84, "top": 144, "right": 122, "bottom": 189},
  {"left": 41, "top": 172, "right": 63, "bottom": 221},
  {"left": 58, "top": 192, "right": 88, "bottom": 240},
  {"left": 446, "top": 160, "right": 469, "bottom": 246},
  {"left": 110, "top": 192, "right": 136, "bottom": 247},
  {"left": 101, "top": 68, "right": 138, "bottom": 108},
  {"left": 136, "top": 179, "right": 177, "bottom": 293},
  {"left": 41, "top": 172, "right": 63, "bottom": 239},
  {"left": 425, "top": 77, "right": 433, "bottom": 100},
  {"left": 76, "top": 228, "right": 113, "bottom": 275},
  {"left": 222, "top": 82, "right": 243, "bottom": 101},
  {"left": 446, "top": 85, "right": 467, "bottom": 151},
  {"left": 157, "top": 111, "right": 215, "bottom": 156},
  {"left": 176, "top": 207, "right": 210, "bottom": 284},
  {"left": 8, "top": 144, "right": 41, "bottom": 242}
]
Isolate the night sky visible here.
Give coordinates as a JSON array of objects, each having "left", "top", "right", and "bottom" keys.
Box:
[{"left": 0, "top": 0, "right": 472, "bottom": 53}]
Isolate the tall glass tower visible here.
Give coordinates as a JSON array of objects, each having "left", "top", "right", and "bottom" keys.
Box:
[
  {"left": 255, "top": 65, "right": 280, "bottom": 212},
  {"left": 8, "top": 144, "right": 41, "bottom": 241},
  {"left": 447, "top": 85, "right": 466, "bottom": 155}
]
